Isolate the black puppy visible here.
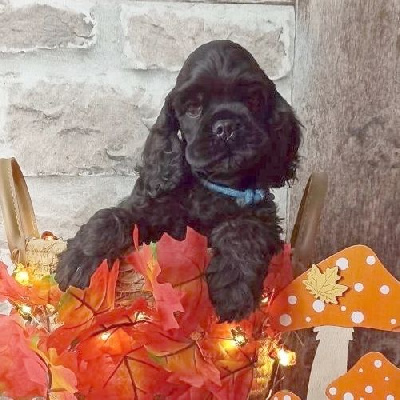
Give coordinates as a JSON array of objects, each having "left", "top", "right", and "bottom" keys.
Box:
[{"left": 55, "top": 40, "right": 301, "bottom": 322}]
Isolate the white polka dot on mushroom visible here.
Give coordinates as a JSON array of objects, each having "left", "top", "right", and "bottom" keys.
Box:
[
  {"left": 359, "top": 368, "right": 364, "bottom": 373},
  {"left": 351, "top": 311, "right": 365, "bottom": 324},
  {"left": 380, "top": 285, "right": 390, "bottom": 294},
  {"left": 387, "top": 395, "right": 394, "bottom": 400},
  {"left": 385, "top": 376, "right": 389, "bottom": 381},
  {"left": 365, "top": 385, "right": 373, "bottom": 393},
  {"left": 336, "top": 257, "right": 349, "bottom": 270},
  {"left": 288, "top": 295, "right": 297, "bottom": 305},
  {"left": 366, "top": 255, "right": 376, "bottom": 265},
  {"left": 280, "top": 314, "right": 292, "bottom": 327},
  {"left": 390, "top": 319, "right": 397, "bottom": 325},
  {"left": 283, "top": 396, "right": 291, "bottom": 400},
  {"left": 341, "top": 305, "right": 347, "bottom": 311},
  {"left": 306, "top": 316, "right": 311, "bottom": 323},
  {"left": 354, "top": 283, "right": 364, "bottom": 292},
  {"left": 343, "top": 392, "right": 354, "bottom": 400},
  {"left": 312, "top": 299, "right": 325, "bottom": 313},
  {"left": 328, "top": 387, "right": 337, "bottom": 395},
  {"left": 374, "top": 359, "right": 382, "bottom": 368}
]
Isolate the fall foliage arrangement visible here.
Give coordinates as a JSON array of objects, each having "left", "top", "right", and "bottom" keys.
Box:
[{"left": 0, "top": 227, "right": 295, "bottom": 400}]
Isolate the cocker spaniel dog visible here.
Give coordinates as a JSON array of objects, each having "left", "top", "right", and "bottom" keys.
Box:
[{"left": 55, "top": 40, "right": 301, "bottom": 322}]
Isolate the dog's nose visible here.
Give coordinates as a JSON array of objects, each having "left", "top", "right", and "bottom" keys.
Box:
[{"left": 212, "top": 119, "right": 241, "bottom": 140}]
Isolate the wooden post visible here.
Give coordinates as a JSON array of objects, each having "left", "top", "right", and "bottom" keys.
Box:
[{"left": 282, "top": 0, "right": 400, "bottom": 396}]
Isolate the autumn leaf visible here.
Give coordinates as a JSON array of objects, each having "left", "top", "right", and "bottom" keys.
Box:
[
  {"left": 156, "top": 228, "right": 214, "bottom": 334},
  {"left": 303, "top": 264, "right": 348, "bottom": 304},
  {"left": 0, "top": 261, "right": 32, "bottom": 304},
  {"left": 199, "top": 321, "right": 257, "bottom": 373},
  {"left": 208, "top": 363, "right": 254, "bottom": 400},
  {"left": 34, "top": 348, "right": 78, "bottom": 398},
  {"left": 0, "top": 262, "right": 63, "bottom": 309},
  {"left": 73, "top": 300, "right": 154, "bottom": 360},
  {"left": 175, "top": 384, "right": 216, "bottom": 400},
  {"left": 0, "top": 315, "right": 48, "bottom": 399},
  {"left": 125, "top": 227, "right": 184, "bottom": 330},
  {"left": 264, "top": 244, "right": 294, "bottom": 295},
  {"left": 145, "top": 329, "right": 220, "bottom": 388},
  {"left": 47, "top": 260, "right": 119, "bottom": 353},
  {"left": 77, "top": 348, "right": 173, "bottom": 400}
]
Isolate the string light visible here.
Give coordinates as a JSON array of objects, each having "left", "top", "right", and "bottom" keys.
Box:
[
  {"left": 19, "top": 304, "right": 32, "bottom": 318},
  {"left": 14, "top": 270, "right": 30, "bottom": 286},
  {"left": 231, "top": 327, "right": 248, "bottom": 347},
  {"left": 135, "top": 311, "right": 149, "bottom": 321},
  {"left": 100, "top": 331, "right": 111, "bottom": 341},
  {"left": 277, "top": 347, "right": 297, "bottom": 367},
  {"left": 260, "top": 293, "right": 270, "bottom": 305},
  {"left": 46, "top": 304, "right": 56, "bottom": 314}
]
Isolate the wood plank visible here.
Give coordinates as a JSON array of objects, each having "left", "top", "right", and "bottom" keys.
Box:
[{"left": 282, "top": 0, "right": 400, "bottom": 397}]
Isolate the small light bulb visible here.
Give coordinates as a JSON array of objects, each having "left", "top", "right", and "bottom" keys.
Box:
[
  {"left": 231, "top": 327, "right": 248, "bottom": 347},
  {"left": 19, "top": 304, "right": 32, "bottom": 317},
  {"left": 260, "top": 294, "right": 269, "bottom": 305},
  {"left": 135, "top": 311, "right": 148, "bottom": 321},
  {"left": 100, "top": 331, "right": 111, "bottom": 341},
  {"left": 15, "top": 270, "right": 30, "bottom": 286},
  {"left": 277, "top": 347, "right": 296, "bottom": 367}
]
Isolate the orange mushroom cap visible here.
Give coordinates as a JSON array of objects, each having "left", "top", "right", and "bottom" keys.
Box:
[
  {"left": 269, "top": 245, "right": 400, "bottom": 332},
  {"left": 271, "top": 390, "right": 302, "bottom": 400},
  {"left": 326, "top": 352, "right": 400, "bottom": 399}
]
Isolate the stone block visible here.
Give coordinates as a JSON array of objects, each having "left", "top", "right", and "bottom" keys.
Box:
[
  {"left": 0, "top": 176, "right": 137, "bottom": 246},
  {"left": 0, "top": 3, "right": 95, "bottom": 52},
  {"left": 3, "top": 82, "right": 153, "bottom": 176},
  {"left": 0, "top": 176, "right": 288, "bottom": 249},
  {"left": 121, "top": 2, "right": 294, "bottom": 80}
]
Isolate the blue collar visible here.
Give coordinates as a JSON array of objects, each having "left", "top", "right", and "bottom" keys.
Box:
[{"left": 199, "top": 179, "right": 273, "bottom": 207}]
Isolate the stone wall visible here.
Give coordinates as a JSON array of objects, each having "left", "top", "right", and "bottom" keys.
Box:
[{"left": 0, "top": 0, "right": 295, "bottom": 262}]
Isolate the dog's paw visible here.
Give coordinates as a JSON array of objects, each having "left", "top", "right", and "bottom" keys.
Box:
[
  {"left": 55, "top": 241, "right": 103, "bottom": 291},
  {"left": 55, "top": 207, "right": 135, "bottom": 291},
  {"left": 206, "top": 255, "right": 262, "bottom": 322},
  {"left": 209, "top": 281, "right": 256, "bottom": 322}
]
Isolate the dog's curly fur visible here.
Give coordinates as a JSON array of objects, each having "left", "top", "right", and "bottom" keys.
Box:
[{"left": 55, "top": 40, "right": 301, "bottom": 322}]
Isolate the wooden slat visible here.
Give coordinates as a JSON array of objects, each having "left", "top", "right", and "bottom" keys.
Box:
[{"left": 283, "top": 0, "right": 400, "bottom": 397}]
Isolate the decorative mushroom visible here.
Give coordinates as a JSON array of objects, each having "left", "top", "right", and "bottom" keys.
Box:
[
  {"left": 326, "top": 352, "right": 400, "bottom": 399},
  {"left": 271, "top": 390, "right": 302, "bottom": 400},
  {"left": 268, "top": 245, "right": 400, "bottom": 399}
]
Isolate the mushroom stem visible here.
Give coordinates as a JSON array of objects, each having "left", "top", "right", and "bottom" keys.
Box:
[{"left": 307, "top": 326, "right": 354, "bottom": 400}]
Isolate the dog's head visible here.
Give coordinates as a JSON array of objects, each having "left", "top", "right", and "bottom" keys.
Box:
[{"left": 140, "top": 40, "right": 301, "bottom": 196}]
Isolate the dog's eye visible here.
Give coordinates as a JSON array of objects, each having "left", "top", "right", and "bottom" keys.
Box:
[{"left": 186, "top": 101, "right": 203, "bottom": 118}]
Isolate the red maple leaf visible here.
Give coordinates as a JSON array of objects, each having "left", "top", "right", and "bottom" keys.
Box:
[
  {"left": 208, "top": 363, "right": 254, "bottom": 400},
  {"left": 0, "top": 315, "right": 48, "bottom": 399},
  {"left": 0, "top": 262, "right": 63, "bottom": 307},
  {"left": 76, "top": 347, "right": 174, "bottom": 400},
  {"left": 124, "top": 227, "right": 184, "bottom": 330},
  {"left": 72, "top": 299, "right": 154, "bottom": 360},
  {"left": 144, "top": 328, "right": 220, "bottom": 388},
  {"left": 156, "top": 228, "right": 214, "bottom": 335},
  {"left": 264, "top": 244, "right": 293, "bottom": 295},
  {"left": 47, "top": 259, "right": 119, "bottom": 353}
]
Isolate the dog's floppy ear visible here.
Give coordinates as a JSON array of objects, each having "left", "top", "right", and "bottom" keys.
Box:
[
  {"left": 139, "top": 92, "right": 188, "bottom": 198},
  {"left": 260, "top": 91, "right": 301, "bottom": 187}
]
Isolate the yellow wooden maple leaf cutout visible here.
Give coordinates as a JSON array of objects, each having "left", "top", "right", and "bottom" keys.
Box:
[{"left": 303, "top": 264, "right": 348, "bottom": 304}]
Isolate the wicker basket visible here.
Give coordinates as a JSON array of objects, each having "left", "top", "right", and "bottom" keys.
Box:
[
  {"left": 0, "top": 158, "right": 67, "bottom": 277},
  {"left": 0, "top": 157, "right": 147, "bottom": 306}
]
